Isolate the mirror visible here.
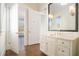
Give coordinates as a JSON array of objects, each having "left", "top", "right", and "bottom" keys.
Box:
[{"left": 48, "top": 3, "right": 78, "bottom": 32}]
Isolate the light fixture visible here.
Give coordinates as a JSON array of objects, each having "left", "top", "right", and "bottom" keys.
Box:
[
  {"left": 48, "top": 14, "right": 54, "bottom": 19},
  {"left": 69, "top": 5, "right": 75, "bottom": 16}
]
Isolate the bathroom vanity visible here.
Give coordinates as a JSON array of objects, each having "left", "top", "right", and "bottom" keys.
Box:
[
  {"left": 40, "top": 3, "right": 79, "bottom": 56},
  {"left": 40, "top": 33, "right": 79, "bottom": 56}
]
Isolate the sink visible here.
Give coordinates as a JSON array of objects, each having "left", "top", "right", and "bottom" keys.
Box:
[{"left": 48, "top": 32, "right": 79, "bottom": 40}]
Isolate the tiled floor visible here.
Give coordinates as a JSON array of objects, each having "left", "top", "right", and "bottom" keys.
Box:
[{"left": 5, "top": 44, "right": 46, "bottom": 56}]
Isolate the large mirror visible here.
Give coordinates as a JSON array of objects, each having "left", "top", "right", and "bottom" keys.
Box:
[{"left": 48, "top": 3, "right": 78, "bottom": 32}]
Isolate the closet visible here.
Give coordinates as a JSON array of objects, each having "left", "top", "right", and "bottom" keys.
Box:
[{"left": 18, "top": 7, "right": 25, "bottom": 50}]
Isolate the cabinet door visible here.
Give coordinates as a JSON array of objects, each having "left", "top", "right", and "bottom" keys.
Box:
[
  {"left": 56, "top": 46, "right": 70, "bottom": 56},
  {"left": 40, "top": 41, "right": 48, "bottom": 54},
  {"left": 48, "top": 37, "right": 56, "bottom": 56},
  {"left": 40, "top": 36, "right": 48, "bottom": 55}
]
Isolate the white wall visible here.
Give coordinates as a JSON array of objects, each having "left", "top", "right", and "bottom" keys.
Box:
[
  {"left": 40, "top": 14, "right": 48, "bottom": 35},
  {"left": 40, "top": 4, "right": 48, "bottom": 36},
  {"left": 0, "top": 4, "right": 6, "bottom": 56}
]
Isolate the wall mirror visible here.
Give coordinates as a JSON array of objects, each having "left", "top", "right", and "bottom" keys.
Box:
[{"left": 48, "top": 3, "right": 78, "bottom": 32}]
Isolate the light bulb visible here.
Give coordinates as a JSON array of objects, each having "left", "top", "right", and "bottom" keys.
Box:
[
  {"left": 48, "top": 14, "right": 53, "bottom": 19},
  {"left": 69, "top": 5, "right": 75, "bottom": 16}
]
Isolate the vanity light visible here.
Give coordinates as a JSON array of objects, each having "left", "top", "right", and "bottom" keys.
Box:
[
  {"left": 48, "top": 14, "right": 53, "bottom": 19},
  {"left": 69, "top": 5, "right": 75, "bottom": 16}
]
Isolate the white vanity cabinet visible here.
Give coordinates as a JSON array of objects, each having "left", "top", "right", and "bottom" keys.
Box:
[
  {"left": 40, "top": 35, "right": 48, "bottom": 55},
  {"left": 47, "top": 37, "right": 56, "bottom": 56},
  {"left": 40, "top": 35, "right": 56, "bottom": 56},
  {"left": 40, "top": 35, "right": 79, "bottom": 56},
  {"left": 56, "top": 39, "right": 70, "bottom": 56},
  {"left": 56, "top": 39, "right": 77, "bottom": 56}
]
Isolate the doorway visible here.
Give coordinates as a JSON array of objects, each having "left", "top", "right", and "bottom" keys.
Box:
[{"left": 5, "top": 3, "right": 46, "bottom": 56}]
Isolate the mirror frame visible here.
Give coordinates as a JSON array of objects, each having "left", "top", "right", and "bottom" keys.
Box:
[{"left": 48, "top": 3, "right": 78, "bottom": 32}]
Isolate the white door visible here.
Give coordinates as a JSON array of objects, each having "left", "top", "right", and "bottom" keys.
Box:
[
  {"left": 10, "top": 4, "right": 19, "bottom": 54},
  {"left": 28, "top": 10, "right": 41, "bottom": 45}
]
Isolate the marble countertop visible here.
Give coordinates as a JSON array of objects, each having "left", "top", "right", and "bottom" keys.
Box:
[
  {"left": 40, "top": 32, "right": 79, "bottom": 40},
  {"left": 47, "top": 33, "right": 79, "bottom": 40},
  {"left": 48, "top": 35, "right": 79, "bottom": 40}
]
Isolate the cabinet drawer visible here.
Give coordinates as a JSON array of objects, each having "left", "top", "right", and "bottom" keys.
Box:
[
  {"left": 40, "top": 41, "right": 48, "bottom": 55},
  {"left": 57, "top": 46, "right": 70, "bottom": 56},
  {"left": 48, "top": 40, "right": 56, "bottom": 56},
  {"left": 57, "top": 39, "right": 71, "bottom": 47}
]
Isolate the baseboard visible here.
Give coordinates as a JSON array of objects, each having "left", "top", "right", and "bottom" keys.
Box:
[
  {"left": 26, "top": 43, "right": 40, "bottom": 46},
  {"left": 40, "top": 51, "right": 47, "bottom": 56}
]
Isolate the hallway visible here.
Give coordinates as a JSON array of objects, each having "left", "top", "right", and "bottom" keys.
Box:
[
  {"left": 0, "top": 3, "right": 47, "bottom": 56},
  {"left": 5, "top": 44, "right": 46, "bottom": 56}
]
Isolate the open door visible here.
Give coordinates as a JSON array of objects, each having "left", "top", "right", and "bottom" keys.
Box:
[{"left": 9, "top": 4, "right": 19, "bottom": 54}]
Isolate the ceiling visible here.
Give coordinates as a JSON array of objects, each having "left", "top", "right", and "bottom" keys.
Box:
[{"left": 24, "top": 3, "right": 48, "bottom": 11}]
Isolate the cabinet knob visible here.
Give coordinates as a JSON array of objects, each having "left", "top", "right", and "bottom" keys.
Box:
[
  {"left": 62, "top": 42, "right": 64, "bottom": 44},
  {"left": 46, "top": 42, "right": 48, "bottom": 45},
  {"left": 58, "top": 48, "right": 60, "bottom": 50},
  {"left": 62, "top": 50, "right": 64, "bottom": 52}
]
